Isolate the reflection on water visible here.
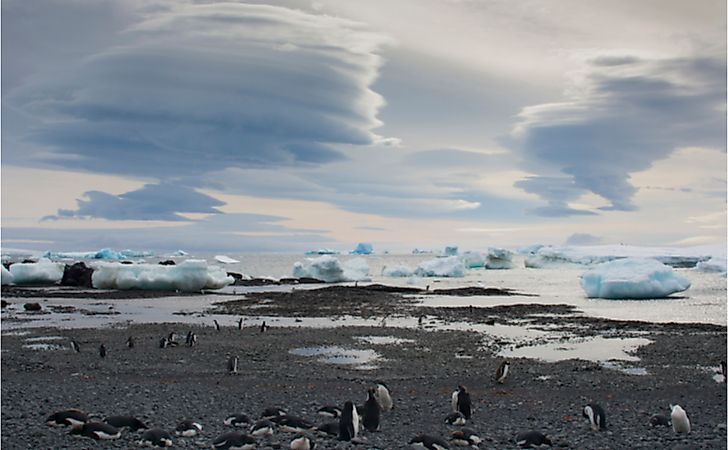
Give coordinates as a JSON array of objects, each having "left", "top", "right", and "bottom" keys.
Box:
[
  {"left": 498, "top": 336, "right": 651, "bottom": 363},
  {"left": 289, "top": 346, "right": 380, "bottom": 370}
]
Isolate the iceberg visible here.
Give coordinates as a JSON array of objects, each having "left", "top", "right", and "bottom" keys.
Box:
[
  {"left": 42, "top": 248, "right": 154, "bottom": 261},
  {"left": 7, "top": 259, "right": 65, "bottom": 285},
  {"left": 414, "top": 256, "right": 465, "bottom": 278},
  {"left": 459, "top": 251, "right": 486, "bottom": 269},
  {"left": 525, "top": 245, "right": 713, "bottom": 269},
  {"left": 486, "top": 247, "right": 514, "bottom": 269},
  {"left": 351, "top": 243, "right": 374, "bottom": 255},
  {"left": 443, "top": 246, "right": 459, "bottom": 256},
  {"left": 695, "top": 258, "right": 727, "bottom": 274},
  {"left": 292, "top": 255, "right": 370, "bottom": 283},
  {"left": 91, "top": 260, "right": 233, "bottom": 291},
  {"left": 580, "top": 258, "right": 691, "bottom": 299},
  {"left": 381, "top": 264, "right": 415, "bottom": 277},
  {"left": 214, "top": 255, "right": 240, "bottom": 264},
  {"left": 411, "top": 248, "right": 434, "bottom": 255},
  {"left": 304, "top": 248, "right": 339, "bottom": 255},
  {"left": 2, "top": 265, "right": 14, "bottom": 285}
]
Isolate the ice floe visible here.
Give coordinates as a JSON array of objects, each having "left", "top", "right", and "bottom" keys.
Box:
[
  {"left": 580, "top": 258, "right": 691, "bottom": 299},
  {"left": 292, "top": 255, "right": 370, "bottom": 283},
  {"left": 486, "top": 247, "right": 514, "bottom": 269},
  {"left": 6, "top": 259, "right": 64, "bottom": 285},
  {"left": 42, "top": 248, "right": 153, "bottom": 261},
  {"left": 214, "top": 255, "right": 240, "bottom": 264},
  {"left": 414, "top": 256, "right": 465, "bottom": 278},
  {"left": 91, "top": 260, "right": 233, "bottom": 291}
]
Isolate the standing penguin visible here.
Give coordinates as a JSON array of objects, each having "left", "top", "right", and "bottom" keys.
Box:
[
  {"left": 228, "top": 356, "right": 239, "bottom": 374},
  {"left": 238, "top": 318, "right": 243, "bottom": 330},
  {"left": 451, "top": 385, "right": 472, "bottom": 420},
  {"left": 70, "top": 340, "right": 81, "bottom": 353},
  {"left": 126, "top": 336, "right": 134, "bottom": 349},
  {"left": 213, "top": 319, "right": 221, "bottom": 331},
  {"left": 495, "top": 360, "right": 510, "bottom": 384},
  {"left": 362, "top": 388, "right": 381, "bottom": 432},
  {"left": 260, "top": 321, "right": 268, "bottom": 333},
  {"left": 338, "top": 401, "right": 359, "bottom": 441},
  {"left": 582, "top": 403, "right": 606, "bottom": 431},
  {"left": 159, "top": 337, "right": 169, "bottom": 349},
  {"left": 373, "top": 381, "right": 393, "bottom": 412},
  {"left": 99, "top": 344, "right": 107, "bottom": 358},
  {"left": 670, "top": 404, "right": 691, "bottom": 433}
]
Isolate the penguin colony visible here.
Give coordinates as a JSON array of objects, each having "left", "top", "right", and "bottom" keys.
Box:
[{"left": 44, "top": 322, "right": 716, "bottom": 449}]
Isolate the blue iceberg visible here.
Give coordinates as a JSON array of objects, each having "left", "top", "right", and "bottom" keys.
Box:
[
  {"left": 351, "top": 243, "right": 374, "bottom": 255},
  {"left": 580, "top": 258, "right": 691, "bottom": 299}
]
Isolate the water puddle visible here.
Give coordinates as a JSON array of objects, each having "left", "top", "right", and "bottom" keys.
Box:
[
  {"left": 353, "top": 336, "right": 415, "bottom": 345},
  {"left": 24, "top": 336, "right": 66, "bottom": 342},
  {"left": 601, "top": 361, "right": 649, "bottom": 376},
  {"left": 289, "top": 346, "right": 381, "bottom": 370},
  {"left": 498, "top": 336, "right": 651, "bottom": 363},
  {"left": 22, "top": 343, "right": 67, "bottom": 351}
]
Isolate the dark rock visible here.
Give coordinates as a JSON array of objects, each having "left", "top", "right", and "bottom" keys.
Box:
[
  {"left": 279, "top": 277, "right": 325, "bottom": 285},
  {"left": 158, "top": 260, "right": 176, "bottom": 266},
  {"left": 1, "top": 300, "right": 8, "bottom": 308},
  {"left": 21, "top": 259, "right": 36, "bottom": 264},
  {"left": 23, "top": 302, "right": 42, "bottom": 311},
  {"left": 120, "top": 261, "right": 134, "bottom": 265},
  {"left": 61, "top": 262, "right": 94, "bottom": 288}
]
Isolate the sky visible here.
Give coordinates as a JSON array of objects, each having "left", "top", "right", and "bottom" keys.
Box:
[{"left": 2, "top": 0, "right": 726, "bottom": 254}]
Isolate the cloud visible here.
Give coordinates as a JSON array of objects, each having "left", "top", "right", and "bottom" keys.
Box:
[
  {"left": 5, "top": 2, "right": 392, "bottom": 178},
  {"left": 43, "top": 182, "right": 225, "bottom": 221},
  {"left": 508, "top": 53, "right": 726, "bottom": 216}
]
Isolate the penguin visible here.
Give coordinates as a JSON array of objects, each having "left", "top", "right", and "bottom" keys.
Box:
[
  {"left": 317, "top": 405, "right": 342, "bottom": 418},
  {"left": 70, "top": 340, "right": 81, "bottom": 353},
  {"left": 224, "top": 413, "right": 252, "bottom": 427},
  {"left": 362, "top": 387, "right": 381, "bottom": 432},
  {"left": 69, "top": 421, "right": 121, "bottom": 440},
  {"left": 515, "top": 430, "right": 552, "bottom": 448},
  {"left": 126, "top": 336, "right": 135, "bottom": 349},
  {"left": 670, "top": 404, "right": 691, "bottom": 433},
  {"left": 290, "top": 433, "right": 317, "bottom": 450},
  {"left": 228, "top": 355, "right": 239, "bottom": 374},
  {"left": 175, "top": 419, "right": 203, "bottom": 437},
  {"left": 213, "top": 319, "right": 221, "bottom": 331},
  {"left": 582, "top": 403, "right": 606, "bottom": 431},
  {"left": 338, "top": 401, "right": 359, "bottom": 441},
  {"left": 99, "top": 344, "right": 107, "bottom": 358},
  {"left": 46, "top": 409, "right": 88, "bottom": 427},
  {"left": 451, "top": 385, "right": 471, "bottom": 420},
  {"left": 185, "top": 331, "right": 197, "bottom": 347},
  {"left": 260, "top": 321, "right": 268, "bottom": 333},
  {"left": 418, "top": 316, "right": 424, "bottom": 326},
  {"left": 444, "top": 412, "right": 467, "bottom": 426},
  {"left": 314, "top": 422, "right": 339, "bottom": 436},
  {"left": 211, "top": 431, "right": 256, "bottom": 450},
  {"left": 373, "top": 381, "right": 393, "bottom": 412},
  {"left": 261, "top": 407, "right": 287, "bottom": 419},
  {"left": 250, "top": 419, "right": 275, "bottom": 436},
  {"left": 238, "top": 317, "right": 243, "bottom": 330},
  {"left": 104, "top": 415, "right": 148, "bottom": 431},
  {"left": 409, "top": 434, "right": 451, "bottom": 450},
  {"left": 139, "top": 428, "right": 173, "bottom": 447},
  {"left": 649, "top": 414, "right": 670, "bottom": 427},
  {"left": 168, "top": 331, "right": 177, "bottom": 343},
  {"left": 159, "top": 337, "right": 169, "bottom": 349},
  {"left": 449, "top": 428, "right": 481, "bottom": 446},
  {"left": 276, "top": 415, "right": 315, "bottom": 433},
  {"left": 495, "top": 360, "right": 510, "bottom": 384}
]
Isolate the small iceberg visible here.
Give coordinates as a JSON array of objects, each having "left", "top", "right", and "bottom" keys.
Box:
[
  {"left": 92, "top": 260, "right": 233, "bottom": 291},
  {"left": 6, "top": 259, "right": 65, "bottom": 285},
  {"left": 443, "top": 246, "right": 459, "bottom": 256},
  {"left": 459, "top": 251, "right": 485, "bottom": 269},
  {"left": 381, "top": 264, "right": 415, "bottom": 278},
  {"left": 580, "top": 258, "right": 691, "bottom": 299},
  {"left": 292, "top": 255, "right": 370, "bottom": 283},
  {"left": 350, "top": 243, "right": 374, "bottom": 255},
  {"left": 695, "top": 258, "right": 727, "bottom": 274},
  {"left": 414, "top": 256, "right": 465, "bottom": 278},
  {"left": 214, "top": 255, "right": 240, "bottom": 264},
  {"left": 486, "top": 247, "right": 514, "bottom": 269}
]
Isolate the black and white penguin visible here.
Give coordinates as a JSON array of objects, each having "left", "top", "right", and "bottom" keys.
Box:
[
  {"left": 515, "top": 430, "right": 552, "bottom": 448},
  {"left": 260, "top": 321, "right": 268, "bottom": 333},
  {"left": 261, "top": 407, "right": 287, "bottom": 419},
  {"left": 126, "top": 336, "right": 135, "bottom": 349},
  {"left": 290, "top": 433, "right": 317, "bottom": 450},
  {"left": 495, "top": 360, "right": 510, "bottom": 384},
  {"left": 46, "top": 409, "right": 88, "bottom": 427},
  {"left": 99, "top": 344, "right": 107, "bottom": 358},
  {"left": 317, "top": 405, "right": 342, "bottom": 418},
  {"left": 582, "top": 403, "right": 606, "bottom": 431},
  {"left": 139, "top": 428, "right": 173, "bottom": 447},
  {"left": 362, "top": 387, "right": 381, "bottom": 432},
  {"left": 238, "top": 318, "right": 243, "bottom": 330},
  {"left": 314, "top": 422, "right": 339, "bottom": 436},
  {"left": 224, "top": 413, "right": 252, "bottom": 427},
  {"left": 185, "top": 331, "right": 197, "bottom": 347},
  {"left": 338, "top": 401, "right": 359, "bottom": 441},
  {"left": 211, "top": 431, "right": 256, "bottom": 450},
  {"left": 104, "top": 415, "right": 148, "bottom": 431},
  {"left": 451, "top": 385, "right": 471, "bottom": 420},
  {"left": 449, "top": 428, "right": 481, "bottom": 446},
  {"left": 649, "top": 414, "right": 670, "bottom": 427},
  {"left": 250, "top": 419, "right": 275, "bottom": 436},
  {"left": 373, "top": 381, "right": 393, "bottom": 412},
  {"left": 159, "top": 337, "right": 169, "bottom": 349},
  {"left": 228, "top": 355, "right": 239, "bottom": 374},
  {"left": 214, "top": 319, "right": 221, "bottom": 331},
  {"left": 276, "top": 415, "right": 315, "bottom": 433},
  {"left": 670, "top": 404, "right": 691, "bottom": 433},
  {"left": 409, "top": 434, "right": 451, "bottom": 450},
  {"left": 69, "top": 422, "right": 121, "bottom": 440},
  {"left": 175, "top": 419, "right": 203, "bottom": 437},
  {"left": 168, "top": 331, "right": 178, "bottom": 344},
  {"left": 444, "top": 412, "right": 467, "bottom": 426},
  {"left": 70, "top": 340, "right": 81, "bottom": 353}
]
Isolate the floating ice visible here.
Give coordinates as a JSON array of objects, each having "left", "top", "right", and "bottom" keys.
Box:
[
  {"left": 443, "top": 246, "right": 459, "bottom": 256},
  {"left": 351, "top": 243, "right": 374, "bottom": 255},
  {"left": 580, "top": 258, "right": 691, "bottom": 299},
  {"left": 2, "top": 265, "right": 14, "bottom": 285},
  {"left": 525, "top": 245, "right": 712, "bottom": 269},
  {"left": 171, "top": 250, "right": 189, "bottom": 256},
  {"left": 411, "top": 248, "right": 434, "bottom": 255},
  {"left": 42, "top": 248, "right": 153, "bottom": 261},
  {"left": 459, "top": 251, "right": 485, "bottom": 269},
  {"left": 381, "top": 264, "right": 415, "bottom": 277},
  {"left": 486, "top": 247, "right": 514, "bottom": 269},
  {"left": 305, "top": 248, "right": 339, "bottom": 255},
  {"left": 292, "top": 255, "right": 370, "bottom": 283},
  {"left": 91, "top": 260, "right": 233, "bottom": 292},
  {"left": 214, "top": 255, "right": 240, "bottom": 264},
  {"left": 7, "top": 259, "right": 64, "bottom": 285},
  {"left": 414, "top": 256, "right": 465, "bottom": 278},
  {"left": 695, "top": 258, "right": 727, "bottom": 274}
]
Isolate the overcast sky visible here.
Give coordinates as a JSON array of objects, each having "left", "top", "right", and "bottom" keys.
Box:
[{"left": 2, "top": 0, "right": 725, "bottom": 253}]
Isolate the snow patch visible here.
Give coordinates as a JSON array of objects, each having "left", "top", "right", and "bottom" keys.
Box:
[
  {"left": 91, "top": 260, "right": 233, "bottom": 292},
  {"left": 292, "top": 255, "right": 370, "bottom": 283},
  {"left": 580, "top": 258, "right": 691, "bottom": 299},
  {"left": 414, "top": 256, "right": 465, "bottom": 278}
]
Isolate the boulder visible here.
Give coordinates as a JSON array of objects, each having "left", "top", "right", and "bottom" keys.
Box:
[{"left": 61, "top": 262, "right": 94, "bottom": 288}]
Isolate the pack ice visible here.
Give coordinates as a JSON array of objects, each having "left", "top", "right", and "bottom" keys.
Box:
[
  {"left": 292, "top": 255, "right": 370, "bottom": 283},
  {"left": 92, "top": 260, "right": 233, "bottom": 291},
  {"left": 580, "top": 258, "right": 691, "bottom": 299}
]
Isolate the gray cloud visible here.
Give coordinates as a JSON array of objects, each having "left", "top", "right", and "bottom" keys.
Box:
[
  {"left": 5, "top": 2, "right": 392, "bottom": 178},
  {"left": 509, "top": 53, "right": 726, "bottom": 216},
  {"left": 44, "top": 182, "right": 225, "bottom": 221}
]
